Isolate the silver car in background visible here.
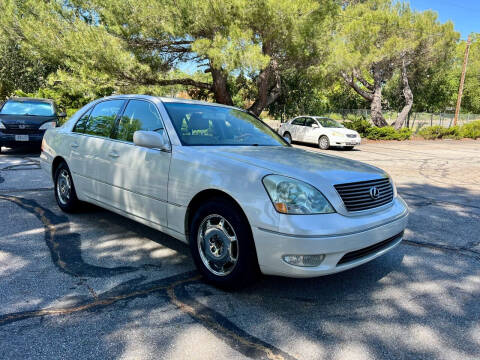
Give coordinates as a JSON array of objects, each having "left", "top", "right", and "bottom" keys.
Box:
[
  {"left": 279, "top": 116, "right": 361, "bottom": 150},
  {"left": 40, "top": 95, "right": 407, "bottom": 288}
]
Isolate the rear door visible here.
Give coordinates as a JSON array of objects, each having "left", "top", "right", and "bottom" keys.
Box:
[
  {"left": 105, "top": 99, "right": 171, "bottom": 227},
  {"left": 69, "top": 99, "right": 125, "bottom": 201}
]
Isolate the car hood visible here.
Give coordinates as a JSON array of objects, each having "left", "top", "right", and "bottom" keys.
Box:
[
  {"left": 0, "top": 114, "right": 57, "bottom": 128},
  {"left": 198, "top": 146, "right": 386, "bottom": 186}
]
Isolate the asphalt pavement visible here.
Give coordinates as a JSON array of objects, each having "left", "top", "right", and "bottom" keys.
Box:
[{"left": 0, "top": 140, "right": 479, "bottom": 360}]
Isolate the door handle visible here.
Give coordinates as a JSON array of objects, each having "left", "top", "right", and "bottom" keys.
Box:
[
  {"left": 71, "top": 142, "right": 79, "bottom": 148},
  {"left": 108, "top": 151, "right": 120, "bottom": 158}
]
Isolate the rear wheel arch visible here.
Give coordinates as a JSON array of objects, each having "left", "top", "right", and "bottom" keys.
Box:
[{"left": 51, "top": 156, "right": 67, "bottom": 180}]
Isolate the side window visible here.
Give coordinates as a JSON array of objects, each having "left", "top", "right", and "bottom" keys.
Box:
[
  {"left": 73, "top": 108, "right": 93, "bottom": 133},
  {"left": 291, "top": 118, "right": 305, "bottom": 126},
  {"left": 84, "top": 100, "right": 124, "bottom": 137},
  {"left": 304, "top": 118, "right": 317, "bottom": 127},
  {"left": 115, "top": 100, "right": 163, "bottom": 142}
]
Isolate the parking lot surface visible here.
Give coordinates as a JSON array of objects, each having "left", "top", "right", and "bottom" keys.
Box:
[{"left": 0, "top": 140, "right": 479, "bottom": 360}]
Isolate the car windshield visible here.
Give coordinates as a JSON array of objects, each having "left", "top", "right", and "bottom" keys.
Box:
[
  {"left": 315, "top": 118, "right": 344, "bottom": 128},
  {"left": 0, "top": 100, "right": 55, "bottom": 116},
  {"left": 164, "top": 102, "right": 288, "bottom": 146}
]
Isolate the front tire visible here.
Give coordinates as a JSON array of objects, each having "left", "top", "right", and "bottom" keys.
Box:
[
  {"left": 189, "top": 197, "right": 259, "bottom": 289},
  {"left": 54, "top": 162, "right": 81, "bottom": 213},
  {"left": 283, "top": 132, "right": 292, "bottom": 143},
  {"left": 318, "top": 135, "right": 330, "bottom": 150}
]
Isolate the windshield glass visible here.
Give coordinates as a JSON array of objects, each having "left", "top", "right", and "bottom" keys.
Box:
[
  {"left": 315, "top": 118, "right": 344, "bottom": 128},
  {"left": 0, "top": 101, "right": 55, "bottom": 116},
  {"left": 164, "top": 102, "right": 288, "bottom": 146}
]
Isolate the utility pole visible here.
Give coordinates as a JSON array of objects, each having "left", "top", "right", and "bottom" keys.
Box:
[{"left": 453, "top": 35, "right": 472, "bottom": 126}]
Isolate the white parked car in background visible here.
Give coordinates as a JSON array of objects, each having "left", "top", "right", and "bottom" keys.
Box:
[
  {"left": 40, "top": 95, "right": 407, "bottom": 288},
  {"left": 279, "top": 116, "right": 361, "bottom": 150}
]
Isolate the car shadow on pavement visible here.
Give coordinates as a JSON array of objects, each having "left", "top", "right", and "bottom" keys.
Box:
[{"left": 1, "top": 181, "right": 479, "bottom": 359}]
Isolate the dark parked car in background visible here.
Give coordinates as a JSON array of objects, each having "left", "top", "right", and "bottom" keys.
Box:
[{"left": 0, "top": 97, "right": 66, "bottom": 152}]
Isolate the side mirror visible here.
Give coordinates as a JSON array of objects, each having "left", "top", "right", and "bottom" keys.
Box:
[
  {"left": 312, "top": 123, "right": 319, "bottom": 128},
  {"left": 133, "top": 130, "right": 171, "bottom": 152},
  {"left": 283, "top": 136, "right": 291, "bottom": 144},
  {"left": 58, "top": 112, "right": 67, "bottom": 118}
]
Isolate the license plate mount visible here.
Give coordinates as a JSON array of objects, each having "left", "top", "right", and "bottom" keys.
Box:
[{"left": 15, "top": 135, "right": 29, "bottom": 142}]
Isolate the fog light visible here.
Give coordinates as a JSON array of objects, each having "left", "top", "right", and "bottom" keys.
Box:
[{"left": 282, "top": 254, "right": 325, "bottom": 267}]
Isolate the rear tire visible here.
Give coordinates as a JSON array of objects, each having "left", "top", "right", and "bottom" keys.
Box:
[
  {"left": 54, "top": 162, "right": 81, "bottom": 213},
  {"left": 189, "top": 197, "right": 259, "bottom": 289},
  {"left": 318, "top": 135, "right": 330, "bottom": 150}
]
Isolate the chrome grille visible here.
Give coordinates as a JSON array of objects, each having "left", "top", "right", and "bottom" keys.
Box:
[
  {"left": 334, "top": 178, "right": 394, "bottom": 211},
  {"left": 346, "top": 134, "right": 356, "bottom": 138}
]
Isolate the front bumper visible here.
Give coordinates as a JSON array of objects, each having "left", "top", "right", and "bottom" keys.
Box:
[
  {"left": 253, "top": 197, "right": 408, "bottom": 278},
  {"left": 0, "top": 131, "right": 45, "bottom": 147},
  {"left": 331, "top": 136, "right": 361, "bottom": 146}
]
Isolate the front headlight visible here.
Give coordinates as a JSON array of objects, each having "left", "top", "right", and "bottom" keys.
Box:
[
  {"left": 331, "top": 131, "right": 343, "bottom": 137},
  {"left": 387, "top": 174, "right": 398, "bottom": 197},
  {"left": 262, "top": 175, "right": 335, "bottom": 214},
  {"left": 0, "top": 121, "right": 5, "bottom": 129},
  {"left": 39, "top": 121, "right": 56, "bottom": 130}
]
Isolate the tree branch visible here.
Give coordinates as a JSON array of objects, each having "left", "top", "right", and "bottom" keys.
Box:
[
  {"left": 121, "top": 73, "right": 212, "bottom": 90},
  {"left": 341, "top": 71, "right": 374, "bottom": 101},
  {"left": 353, "top": 69, "right": 374, "bottom": 91}
]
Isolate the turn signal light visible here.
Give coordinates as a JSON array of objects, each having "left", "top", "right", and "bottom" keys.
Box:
[{"left": 274, "top": 202, "right": 288, "bottom": 213}]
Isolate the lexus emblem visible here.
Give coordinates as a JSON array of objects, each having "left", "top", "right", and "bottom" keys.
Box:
[
  {"left": 369, "top": 186, "right": 380, "bottom": 199},
  {"left": 19, "top": 124, "right": 26, "bottom": 129}
]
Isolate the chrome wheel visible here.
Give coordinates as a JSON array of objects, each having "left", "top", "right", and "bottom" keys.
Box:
[
  {"left": 197, "top": 214, "right": 239, "bottom": 276},
  {"left": 56, "top": 169, "right": 72, "bottom": 205},
  {"left": 319, "top": 136, "right": 329, "bottom": 149}
]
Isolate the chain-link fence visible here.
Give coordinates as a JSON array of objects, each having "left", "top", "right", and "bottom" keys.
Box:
[{"left": 319, "top": 109, "right": 480, "bottom": 131}]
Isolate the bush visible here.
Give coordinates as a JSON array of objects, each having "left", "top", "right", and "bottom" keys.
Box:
[
  {"left": 343, "top": 118, "right": 372, "bottom": 137},
  {"left": 418, "top": 125, "right": 461, "bottom": 139},
  {"left": 461, "top": 120, "right": 480, "bottom": 139},
  {"left": 365, "top": 126, "right": 412, "bottom": 140}
]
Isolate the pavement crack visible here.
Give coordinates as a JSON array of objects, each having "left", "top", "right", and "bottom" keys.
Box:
[{"left": 403, "top": 239, "right": 480, "bottom": 260}]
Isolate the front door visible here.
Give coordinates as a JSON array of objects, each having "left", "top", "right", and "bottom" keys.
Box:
[
  {"left": 300, "top": 117, "right": 320, "bottom": 143},
  {"left": 289, "top": 117, "right": 305, "bottom": 141},
  {"left": 105, "top": 99, "right": 171, "bottom": 227}
]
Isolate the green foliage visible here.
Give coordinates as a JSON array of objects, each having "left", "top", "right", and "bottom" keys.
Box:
[
  {"left": 418, "top": 121, "right": 480, "bottom": 140},
  {"left": 343, "top": 118, "right": 372, "bottom": 136},
  {"left": 365, "top": 126, "right": 412, "bottom": 140},
  {"left": 460, "top": 121, "right": 480, "bottom": 139},
  {"left": 343, "top": 116, "right": 412, "bottom": 139},
  {"left": 418, "top": 125, "right": 459, "bottom": 139}
]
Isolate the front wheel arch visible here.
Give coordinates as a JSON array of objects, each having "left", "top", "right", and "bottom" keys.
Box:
[{"left": 184, "top": 189, "right": 252, "bottom": 239}]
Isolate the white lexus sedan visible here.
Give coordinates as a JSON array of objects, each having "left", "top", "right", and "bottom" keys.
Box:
[
  {"left": 40, "top": 95, "right": 408, "bottom": 288},
  {"left": 279, "top": 116, "right": 361, "bottom": 150}
]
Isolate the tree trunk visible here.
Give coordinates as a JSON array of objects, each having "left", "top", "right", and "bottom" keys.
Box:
[
  {"left": 341, "top": 69, "right": 387, "bottom": 127},
  {"left": 210, "top": 67, "right": 233, "bottom": 106},
  {"left": 393, "top": 60, "right": 413, "bottom": 130},
  {"left": 370, "top": 84, "right": 388, "bottom": 127},
  {"left": 248, "top": 59, "right": 281, "bottom": 116},
  {"left": 370, "top": 65, "right": 388, "bottom": 127}
]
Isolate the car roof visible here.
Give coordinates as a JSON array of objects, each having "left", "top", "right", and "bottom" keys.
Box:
[
  {"left": 8, "top": 97, "right": 54, "bottom": 104},
  {"left": 94, "top": 94, "right": 242, "bottom": 111}
]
